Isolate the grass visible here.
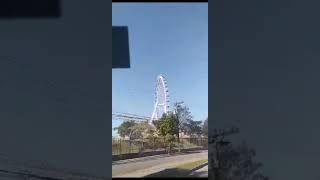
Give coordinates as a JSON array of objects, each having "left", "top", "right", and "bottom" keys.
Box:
[
  {"left": 176, "top": 159, "right": 208, "bottom": 170},
  {"left": 144, "top": 159, "right": 208, "bottom": 178}
]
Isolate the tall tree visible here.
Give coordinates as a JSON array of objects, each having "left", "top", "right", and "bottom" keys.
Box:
[
  {"left": 173, "top": 102, "right": 193, "bottom": 131},
  {"left": 113, "top": 121, "right": 136, "bottom": 139},
  {"left": 114, "top": 121, "right": 153, "bottom": 140},
  {"left": 155, "top": 112, "right": 179, "bottom": 154},
  {"left": 156, "top": 112, "right": 179, "bottom": 137},
  {"left": 173, "top": 102, "right": 193, "bottom": 151},
  {"left": 183, "top": 120, "right": 203, "bottom": 137},
  {"left": 203, "top": 118, "right": 208, "bottom": 137}
]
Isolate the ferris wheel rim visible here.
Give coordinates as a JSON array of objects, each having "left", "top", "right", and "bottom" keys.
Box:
[{"left": 150, "top": 74, "right": 170, "bottom": 122}]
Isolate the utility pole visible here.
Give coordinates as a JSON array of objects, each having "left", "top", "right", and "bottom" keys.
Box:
[{"left": 174, "top": 101, "right": 184, "bottom": 153}]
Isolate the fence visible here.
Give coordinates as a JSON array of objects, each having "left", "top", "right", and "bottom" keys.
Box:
[{"left": 112, "top": 137, "right": 208, "bottom": 155}]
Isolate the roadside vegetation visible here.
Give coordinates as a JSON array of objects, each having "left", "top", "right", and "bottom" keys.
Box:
[
  {"left": 113, "top": 102, "right": 208, "bottom": 155},
  {"left": 209, "top": 127, "right": 270, "bottom": 180}
]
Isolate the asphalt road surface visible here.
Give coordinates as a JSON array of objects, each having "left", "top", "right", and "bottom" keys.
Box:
[{"left": 112, "top": 150, "right": 208, "bottom": 177}]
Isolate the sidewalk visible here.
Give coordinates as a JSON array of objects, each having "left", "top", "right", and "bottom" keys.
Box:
[
  {"left": 112, "top": 150, "right": 208, "bottom": 178},
  {"left": 114, "top": 156, "right": 205, "bottom": 177}
]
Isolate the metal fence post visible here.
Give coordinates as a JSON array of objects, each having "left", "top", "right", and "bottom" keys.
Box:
[
  {"left": 119, "top": 139, "right": 122, "bottom": 155},
  {"left": 141, "top": 138, "right": 143, "bottom": 152},
  {"left": 181, "top": 138, "right": 183, "bottom": 149}
]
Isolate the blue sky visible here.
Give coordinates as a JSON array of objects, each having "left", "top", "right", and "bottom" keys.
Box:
[{"left": 112, "top": 3, "right": 208, "bottom": 136}]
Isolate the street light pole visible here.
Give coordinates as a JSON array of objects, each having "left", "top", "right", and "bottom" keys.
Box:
[{"left": 174, "top": 102, "right": 184, "bottom": 153}]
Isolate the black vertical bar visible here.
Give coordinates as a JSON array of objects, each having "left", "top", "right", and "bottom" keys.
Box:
[{"left": 112, "top": 26, "right": 130, "bottom": 68}]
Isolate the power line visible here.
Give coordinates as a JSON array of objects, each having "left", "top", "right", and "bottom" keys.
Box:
[{"left": 112, "top": 113, "right": 149, "bottom": 122}]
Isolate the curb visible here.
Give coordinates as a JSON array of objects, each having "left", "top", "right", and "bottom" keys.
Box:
[
  {"left": 189, "top": 162, "right": 208, "bottom": 174},
  {"left": 115, "top": 159, "right": 208, "bottom": 178}
]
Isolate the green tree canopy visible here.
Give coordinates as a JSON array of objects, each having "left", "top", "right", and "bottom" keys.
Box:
[
  {"left": 209, "top": 130, "right": 269, "bottom": 180},
  {"left": 134, "top": 121, "right": 155, "bottom": 139},
  {"left": 183, "top": 120, "right": 203, "bottom": 137},
  {"left": 202, "top": 118, "right": 208, "bottom": 137},
  {"left": 172, "top": 102, "right": 205, "bottom": 137},
  {"left": 173, "top": 102, "right": 193, "bottom": 132},
  {"left": 113, "top": 121, "right": 136, "bottom": 138},
  {"left": 156, "top": 112, "right": 179, "bottom": 138},
  {"left": 215, "top": 141, "right": 269, "bottom": 180},
  {"left": 114, "top": 121, "right": 153, "bottom": 140}
]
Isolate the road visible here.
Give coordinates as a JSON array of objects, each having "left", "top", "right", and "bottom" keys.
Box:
[{"left": 112, "top": 150, "right": 208, "bottom": 177}]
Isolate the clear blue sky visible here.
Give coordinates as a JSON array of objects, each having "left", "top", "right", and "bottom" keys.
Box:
[{"left": 112, "top": 3, "right": 208, "bottom": 136}]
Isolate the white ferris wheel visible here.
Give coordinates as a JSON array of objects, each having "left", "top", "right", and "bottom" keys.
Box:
[{"left": 150, "top": 75, "right": 170, "bottom": 126}]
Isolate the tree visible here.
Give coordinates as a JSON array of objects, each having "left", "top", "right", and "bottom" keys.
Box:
[
  {"left": 183, "top": 120, "right": 203, "bottom": 137},
  {"left": 155, "top": 112, "right": 179, "bottom": 154},
  {"left": 203, "top": 118, "right": 208, "bottom": 137},
  {"left": 173, "top": 102, "right": 193, "bottom": 133},
  {"left": 173, "top": 102, "right": 193, "bottom": 151},
  {"left": 132, "top": 121, "right": 154, "bottom": 139},
  {"left": 113, "top": 121, "right": 136, "bottom": 139},
  {"left": 209, "top": 134, "right": 269, "bottom": 180},
  {"left": 114, "top": 121, "right": 153, "bottom": 140},
  {"left": 156, "top": 112, "right": 179, "bottom": 137}
]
